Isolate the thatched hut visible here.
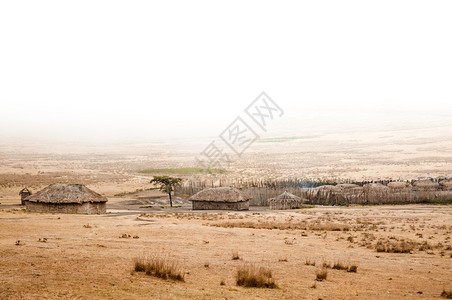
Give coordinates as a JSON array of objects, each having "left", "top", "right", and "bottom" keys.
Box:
[
  {"left": 19, "top": 187, "right": 32, "bottom": 205},
  {"left": 336, "top": 183, "right": 363, "bottom": 195},
  {"left": 313, "top": 185, "right": 342, "bottom": 194},
  {"left": 439, "top": 179, "right": 452, "bottom": 191},
  {"left": 189, "top": 187, "right": 250, "bottom": 210},
  {"left": 413, "top": 180, "right": 439, "bottom": 192},
  {"left": 268, "top": 191, "right": 307, "bottom": 210},
  {"left": 24, "top": 184, "right": 107, "bottom": 214},
  {"left": 387, "top": 181, "right": 412, "bottom": 190},
  {"left": 363, "top": 183, "right": 389, "bottom": 203},
  {"left": 363, "top": 183, "right": 389, "bottom": 192}
]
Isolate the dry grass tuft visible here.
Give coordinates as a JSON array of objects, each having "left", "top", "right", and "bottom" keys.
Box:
[
  {"left": 441, "top": 289, "right": 452, "bottom": 299},
  {"left": 133, "top": 256, "right": 184, "bottom": 282},
  {"left": 347, "top": 265, "right": 358, "bottom": 272},
  {"left": 316, "top": 268, "right": 328, "bottom": 281},
  {"left": 305, "top": 258, "right": 316, "bottom": 266},
  {"left": 332, "top": 261, "right": 348, "bottom": 270},
  {"left": 375, "top": 239, "right": 415, "bottom": 253},
  {"left": 236, "top": 264, "right": 277, "bottom": 288}
]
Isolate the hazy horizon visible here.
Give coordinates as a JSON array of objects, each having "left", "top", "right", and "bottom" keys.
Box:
[{"left": 1, "top": 1, "right": 451, "bottom": 146}]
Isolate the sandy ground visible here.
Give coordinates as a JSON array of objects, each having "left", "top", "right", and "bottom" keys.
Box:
[
  {"left": 1, "top": 198, "right": 451, "bottom": 299},
  {"left": 1, "top": 125, "right": 452, "bottom": 299}
]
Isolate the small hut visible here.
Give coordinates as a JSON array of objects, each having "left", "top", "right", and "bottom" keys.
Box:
[
  {"left": 439, "top": 179, "right": 452, "bottom": 191},
  {"left": 413, "top": 180, "right": 439, "bottom": 192},
  {"left": 189, "top": 187, "right": 250, "bottom": 210},
  {"left": 387, "top": 181, "right": 412, "bottom": 190},
  {"left": 19, "top": 188, "right": 32, "bottom": 205},
  {"left": 363, "top": 183, "right": 389, "bottom": 203},
  {"left": 24, "top": 183, "right": 107, "bottom": 214},
  {"left": 269, "top": 191, "right": 307, "bottom": 210}
]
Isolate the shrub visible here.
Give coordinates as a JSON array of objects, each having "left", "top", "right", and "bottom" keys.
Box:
[
  {"left": 316, "top": 268, "right": 328, "bottom": 281},
  {"left": 332, "top": 261, "right": 348, "bottom": 270},
  {"left": 375, "top": 239, "right": 415, "bottom": 253},
  {"left": 232, "top": 251, "right": 241, "bottom": 260},
  {"left": 305, "top": 258, "right": 316, "bottom": 266},
  {"left": 236, "top": 264, "right": 277, "bottom": 288},
  {"left": 441, "top": 289, "right": 452, "bottom": 299},
  {"left": 133, "top": 256, "right": 184, "bottom": 282},
  {"left": 347, "top": 265, "right": 358, "bottom": 272}
]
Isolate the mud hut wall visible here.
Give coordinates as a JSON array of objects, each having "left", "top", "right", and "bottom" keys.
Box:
[
  {"left": 25, "top": 202, "right": 106, "bottom": 214},
  {"left": 192, "top": 200, "right": 249, "bottom": 211}
]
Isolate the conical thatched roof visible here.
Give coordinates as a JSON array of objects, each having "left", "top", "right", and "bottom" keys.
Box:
[
  {"left": 25, "top": 184, "right": 107, "bottom": 204},
  {"left": 269, "top": 191, "right": 307, "bottom": 210},
  {"left": 314, "top": 185, "right": 341, "bottom": 192},
  {"left": 363, "top": 183, "right": 389, "bottom": 191},
  {"left": 439, "top": 179, "right": 452, "bottom": 190},
  {"left": 189, "top": 187, "right": 251, "bottom": 203},
  {"left": 269, "top": 191, "right": 303, "bottom": 201},
  {"left": 413, "top": 180, "right": 439, "bottom": 188},
  {"left": 387, "top": 181, "right": 411, "bottom": 189}
]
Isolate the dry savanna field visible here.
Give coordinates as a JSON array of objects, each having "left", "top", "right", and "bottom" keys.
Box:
[
  {"left": 1, "top": 201, "right": 452, "bottom": 299},
  {"left": 1, "top": 127, "right": 452, "bottom": 299}
]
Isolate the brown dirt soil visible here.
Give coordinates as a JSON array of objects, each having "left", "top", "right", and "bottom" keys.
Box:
[{"left": 1, "top": 200, "right": 451, "bottom": 299}]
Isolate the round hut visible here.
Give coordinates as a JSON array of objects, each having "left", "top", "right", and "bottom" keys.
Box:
[
  {"left": 189, "top": 187, "right": 250, "bottom": 210},
  {"left": 387, "top": 181, "right": 412, "bottom": 190},
  {"left": 439, "top": 179, "right": 452, "bottom": 191},
  {"left": 308, "top": 185, "right": 342, "bottom": 205},
  {"left": 268, "top": 191, "right": 307, "bottom": 210},
  {"left": 363, "top": 183, "right": 389, "bottom": 203},
  {"left": 412, "top": 180, "right": 439, "bottom": 192},
  {"left": 24, "top": 183, "right": 108, "bottom": 214},
  {"left": 336, "top": 183, "right": 364, "bottom": 196}
]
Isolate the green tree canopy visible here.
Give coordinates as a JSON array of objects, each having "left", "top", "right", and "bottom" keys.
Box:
[{"left": 150, "top": 176, "right": 182, "bottom": 207}]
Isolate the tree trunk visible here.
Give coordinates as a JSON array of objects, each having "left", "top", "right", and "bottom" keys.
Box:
[{"left": 169, "top": 192, "right": 172, "bottom": 207}]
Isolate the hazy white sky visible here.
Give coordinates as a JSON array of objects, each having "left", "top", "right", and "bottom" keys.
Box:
[{"left": 1, "top": 1, "right": 451, "bottom": 144}]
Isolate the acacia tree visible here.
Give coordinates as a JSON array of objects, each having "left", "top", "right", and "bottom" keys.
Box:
[{"left": 150, "top": 176, "right": 182, "bottom": 207}]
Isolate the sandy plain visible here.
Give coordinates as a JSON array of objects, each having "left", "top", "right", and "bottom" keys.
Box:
[
  {"left": 0, "top": 199, "right": 451, "bottom": 299},
  {"left": 1, "top": 124, "right": 452, "bottom": 299}
]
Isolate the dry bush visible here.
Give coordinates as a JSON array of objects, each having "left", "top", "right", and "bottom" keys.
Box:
[
  {"left": 347, "top": 265, "right": 358, "bottom": 272},
  {"left": 284, "top": 238, "right": 295, "bottom": 245},
  {"left": 309, "top": 223, "right": 350, "bottom": 231},
  {"left": 316, "top": 268, "right": 328, "bottom": 281},
  {"left": 419, "top": 241, "right": 433, "bottom": 251},
  {"left": 375, "top": 239, "right": 415, "bottom": 253},
  {"left": 133, "top": 256, "right": 184, "bottom": 282},
  {"left": 441, "top": 289, "right": 452, "bottom": 299},
  {"left": 212, "top": 221, "right": 308, "bottom": 231},
  {"left": 322, "top": 260, "right": 358, "bottom": 273},
  {"left": 232, "top": 251, "right": 241, "bottom": 260},
  {"left": 332, "top": 261, "right": 348, "bottom": 270},
  {"left": 236, "top": 264, "right": 277, "bottom": 288},
  {"left": 305, "top": 258, "right": 316, "bottom": 266}
]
